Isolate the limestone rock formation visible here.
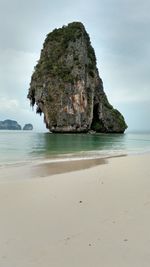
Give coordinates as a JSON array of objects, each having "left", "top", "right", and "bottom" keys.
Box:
[
  {"left": 28, "top": 22, "right": 127, "bottom": 133},
  {"left": 0, "top": 120, "right": 21, "bottom": 130},
  {"left": 23, "top": 124, "right": 33, "bottom": 130}
]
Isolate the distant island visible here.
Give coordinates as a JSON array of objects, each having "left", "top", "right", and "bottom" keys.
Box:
[
  {"left": 23, "top": 124, "right": 33, "bottom": 130},
  {"left": 0, "top": 120, "right": 33, "bottom": 130},
  {"left": 0, "top": 120, "right": 21, "bottom": 130}
]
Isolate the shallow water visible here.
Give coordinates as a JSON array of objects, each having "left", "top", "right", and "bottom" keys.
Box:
[{"left": 0, "top": 131, "right": 150, "bottom": 165}]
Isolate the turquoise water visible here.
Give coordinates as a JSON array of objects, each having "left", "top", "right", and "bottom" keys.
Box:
[{"left": 0, "top": 131, "right": 150, "bottom": 165}]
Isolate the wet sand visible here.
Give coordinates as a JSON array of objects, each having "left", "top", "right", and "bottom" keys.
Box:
[
  {"left": 0, "top": 154, "right": 150, "bottom": 266},
  {"left": 0, "top": 157, "right": 107, "bottom": 181}
]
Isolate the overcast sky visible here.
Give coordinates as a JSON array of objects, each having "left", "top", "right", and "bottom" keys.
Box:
[{"left": 0, "top": 0, "right": 150, "bottom": 131}]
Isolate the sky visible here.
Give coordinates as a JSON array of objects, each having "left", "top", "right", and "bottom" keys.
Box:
[{"left": 0, "top": 0, "right": 150, "bottom": 131}]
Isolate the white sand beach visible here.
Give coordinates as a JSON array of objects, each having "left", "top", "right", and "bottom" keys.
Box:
[{"left": 0, "top": 154, "right": 150, "bottom": 267}]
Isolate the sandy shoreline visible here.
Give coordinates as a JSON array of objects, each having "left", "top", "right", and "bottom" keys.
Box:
[
  {"left": 0, "top": 157, "right": 108, "bottom": 182},
  {"left": 0, "top": 154, "right": 127, "bottom": 182},
  {"left": 0, "top": 154, "right": 150, "bottom": 266}
]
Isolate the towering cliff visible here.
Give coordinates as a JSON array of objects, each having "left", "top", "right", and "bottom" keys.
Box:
[{"left": 28, "top": 22, "right": 127, "bottom": 133}]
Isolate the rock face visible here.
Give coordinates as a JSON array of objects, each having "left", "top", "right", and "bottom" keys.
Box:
[
  {"left": 0, "top": 120, "right": 21, "bottom": 130},
  {"left": 28, "top": 22, "right": 127, "bottom": 133},
  {"left": 23, "top": 124, "right": 33, "bottom": 130}
]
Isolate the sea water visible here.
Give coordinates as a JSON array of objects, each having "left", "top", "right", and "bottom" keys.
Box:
[{"left": 0, "top": 131, "right": 150, "bottom": 166}]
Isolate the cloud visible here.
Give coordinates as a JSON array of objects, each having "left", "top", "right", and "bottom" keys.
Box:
[
  {"left": 99, "top": 54, "right": 150, "bottom": 105},
  {"left": 0, "top": 97, "right": 19, "bottom": 110},
  {"left": 0, "top": 96, "right": 46, "bottom": 131},
  {"left": 117, "top": 100, "right": 150, "bottom": 131},
  {"left": 0, "top": 48, "right": 45, "bottom": 130},
  {"left": 0, "top": 48, "right": 38, "bottom": 104},
  {"left": 0, "top": 0, "right": 73, "bottom": 52}
]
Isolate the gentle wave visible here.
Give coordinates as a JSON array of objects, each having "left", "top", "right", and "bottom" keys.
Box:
[{"left": 0, "top": 132, "right": 150, "bottom": 166}]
